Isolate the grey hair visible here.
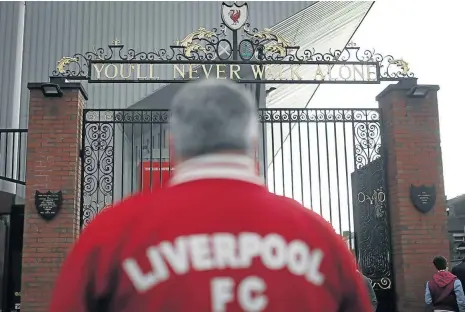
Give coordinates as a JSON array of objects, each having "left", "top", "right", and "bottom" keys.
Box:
[{"left": 170, "top": 79, "right": 258, "bottom": 160}]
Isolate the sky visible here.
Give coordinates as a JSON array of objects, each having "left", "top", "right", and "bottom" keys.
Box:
[{"left": 311, "top": 1, "right": 465, "bottom": 200}]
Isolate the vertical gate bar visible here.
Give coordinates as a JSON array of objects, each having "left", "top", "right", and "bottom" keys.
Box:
[
  {"left": 342, "top": 119, "right": 352, "bottom": 250},
  {"left": 139, "top": 119, "right": 143, "bottom": 191},
  {"left": 315, "top": 112, "right": 322, "bottom": 215},
  {"left": 96, "top": 114, "right": 101, "bottom": 215},
  {"left": 351, "top": 109, "right": 358, "bottom": 256},
  {"left": 79, "top": 111, "right": 87, "bottom": 229},
  {"left": 279, "top": 110, "right": 285, "bottom": 196},
  {"left": 10, "top": 132, "right": 16, "bottom": 179},
  {"left": 333, "top": 112, "right": 342, "bottom": 235},
  {"left": 306, "top": 118, "right": 314, "bottom": 210},
  {"left": 364, "top": 112, "right": 370, "bottom": 163},
  {"left": 4, "top": 133, "right": 8, "bottom": 175},
  {"left": 270, "top": 118, "right": 276, "bottom": 193},
  {"left": 111, "top": 111, "right": 116, "bottom": 206},
  {"left": 9, "top": 132, "right": 13, "bottom": 179},
  {"left": 18, "top": 132, "right": 22, "bottom": 181},
  {"left": 261, "top": 117, "right": 267, "bottom": 183},
  {"left": 289, "top": 111, "right": 294, "bottom": 199},
  {"left": 130, "top": 111, "right": 135, "bottom": 194},
  {"left": 121, "top": 115, "right": 125, "bottom": 200},
  {"left": 325, "top": 110, "right": 333, "bottom": 225},
  {"left": 297, "top": 116, "right": 304, "bottom": 206},
  {"left": 149, "top": 112, "right": 154, "bottom": 191},
  {"left": 159, "top": 123, "right": 162, "bottom": 187},
  {"left": 165, "top": 125, "right": 169, "bottom": 174},
  {"left": 168, "top": 122, "right": 172, "bottom": 177},
  {"left": 362, "top": 110, "right": 369, "bottom": 164},
  {"left": 0, "top": 132, "right": 2, "bottom": 176}
]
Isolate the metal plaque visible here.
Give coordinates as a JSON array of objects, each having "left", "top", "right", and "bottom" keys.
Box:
[
  {"left": 35, "top": 191, "right": 63, "bottom": 221},
  {"left": 410, "top": 184, "right": 436, "bottom": 213}
]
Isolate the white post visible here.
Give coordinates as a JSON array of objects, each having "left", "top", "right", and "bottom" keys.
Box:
[{"left": 0, "top": 2, "right": 26, "bottom": 196}]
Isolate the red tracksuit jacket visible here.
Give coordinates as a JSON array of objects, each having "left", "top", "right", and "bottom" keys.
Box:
[{"left": 50, "top": 155, "right": 372, "bottom": 312}]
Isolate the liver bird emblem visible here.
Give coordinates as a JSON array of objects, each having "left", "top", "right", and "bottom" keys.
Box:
[
  {"left": 229, "top": 9, "right": 241, "bottom": 25},
  {"left": 221, "top": 3, "right": 248, "bottom": 30}
]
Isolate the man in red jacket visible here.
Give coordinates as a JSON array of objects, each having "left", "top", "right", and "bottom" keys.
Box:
[{"left": 49, "top": 79, "right": 372, "bottom": 312}]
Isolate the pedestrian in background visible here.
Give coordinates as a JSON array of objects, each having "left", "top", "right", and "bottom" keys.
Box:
[
  {"left": 49, "top": 79, "right": 373, "bottom": 312},
  {"left": 425, "top": 255, "right": 465, "bottom": 312}
]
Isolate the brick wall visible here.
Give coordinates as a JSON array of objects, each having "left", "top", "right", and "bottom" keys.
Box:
[
  {"left": 21, "top": 85, "right": 86, "bottom": 312},
  {"left": 377, "top": 80, "right": 448, "bottom": 311}
]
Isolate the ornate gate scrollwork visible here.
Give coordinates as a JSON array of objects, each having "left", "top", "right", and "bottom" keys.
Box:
[
  {"left": 51, "top": 3, "right": 414, "bottom": 84},
  {"left": 81, "top": 111, "right": 115, "bottom": 227}
]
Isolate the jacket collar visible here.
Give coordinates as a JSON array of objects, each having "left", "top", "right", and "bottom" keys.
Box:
[{"left": 169, "top": 153, "right": 264, "bottom": 187}]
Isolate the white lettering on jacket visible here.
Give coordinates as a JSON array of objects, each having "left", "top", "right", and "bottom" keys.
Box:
[{"left": 122, "top": 232, "right": 325, "bottom": 294}]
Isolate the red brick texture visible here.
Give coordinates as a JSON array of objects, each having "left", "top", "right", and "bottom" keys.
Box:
[
  {"left": 377, "top": 82, "right": 448, "bottom": 312},
  {"left": 21, "top": 88, "right": 85, "bottom": 312}
]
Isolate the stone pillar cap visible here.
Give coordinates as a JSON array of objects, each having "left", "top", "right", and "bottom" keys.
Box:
[
  {"left": 27, "top": 77, "right": 88, "bottom": 100},
  {"left": 376, "top": 78, "right": 439, "bottom": 101}
]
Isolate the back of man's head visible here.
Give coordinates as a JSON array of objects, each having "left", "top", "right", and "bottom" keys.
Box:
[
  {"left": 433, "top": 255, "right": 448, "bottom": 270},
  {"left": 170, "top": 79, "right": 258, "bottom": 161}
]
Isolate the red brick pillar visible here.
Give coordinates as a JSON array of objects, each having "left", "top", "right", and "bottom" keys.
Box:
[
  {"left": 21, "top": 81, "right": 87, "bottom": 311},
  {"left": 377, "top": 79, "right": 447, "bottom": 311}
]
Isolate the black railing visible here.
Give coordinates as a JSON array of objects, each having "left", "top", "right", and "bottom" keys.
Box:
[
  {"left": 80, "top": 108, "right": 392, "bottom": 290},
  {"left": 81, "top": 108, "right": 384, "bottom": 232},
  {"left": 0, "top": 129, "right": 27, "bottom": 186}
]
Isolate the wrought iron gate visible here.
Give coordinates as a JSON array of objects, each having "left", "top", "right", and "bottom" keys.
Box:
[{"left": 80, "top": 107, "right": 393, "bottom": 299}]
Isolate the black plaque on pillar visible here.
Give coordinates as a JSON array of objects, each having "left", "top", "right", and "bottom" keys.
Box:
[
  {"left": 410, "top": 184, "right": 436, "bottom": 214},
  {"left": 35, "top": 191, "right": 63, "bottom": 221}
]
